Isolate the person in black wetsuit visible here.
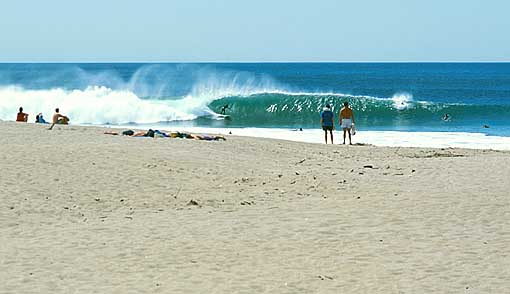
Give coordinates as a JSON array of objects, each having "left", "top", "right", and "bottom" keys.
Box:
[{"left": 220, "top": 104, "right": 229, "bottom": 115}]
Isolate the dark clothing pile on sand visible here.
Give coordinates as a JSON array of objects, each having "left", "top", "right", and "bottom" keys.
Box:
[{"left": 105, "top": 129, "right": 226, "bottom": 141}]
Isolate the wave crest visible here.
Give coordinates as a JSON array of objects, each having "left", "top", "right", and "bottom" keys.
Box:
[{"left": 0, "top": 86, "right": 196, "bottom": 124}]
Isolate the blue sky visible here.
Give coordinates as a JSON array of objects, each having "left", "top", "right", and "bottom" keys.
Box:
[{"left": 0, "top": 0, "right": 508, "bottom": 62}]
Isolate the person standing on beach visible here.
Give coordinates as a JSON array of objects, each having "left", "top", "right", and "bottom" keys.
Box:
[
  {"left": 320, "top": 104, "right": 334, "bottom": 144},
  {"left": 16, "top": 107, "right": 29, "bottom": 122},
  {"left": 339, "top": 101, "right": 355, "bottom": 145}
]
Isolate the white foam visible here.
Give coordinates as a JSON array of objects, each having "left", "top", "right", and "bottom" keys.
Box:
[
  {"left": 0, "top": 86, "right": 198, "bottom": 124},
  {"left": 0, "top": 68, "right": 285, "bottom": 124},
  {"left": 133, "top": 126, "right": 510, "bottom": 150},
  {"left": 391, "top": 93, "right": 414, "bottom": 110}
]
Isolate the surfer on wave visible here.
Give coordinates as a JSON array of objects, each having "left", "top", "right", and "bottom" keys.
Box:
[{"left": 220, "top": 104, "right": 229, "bottom": 115}]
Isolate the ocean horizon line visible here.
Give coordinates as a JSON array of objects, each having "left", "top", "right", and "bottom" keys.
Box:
[{"left": 1, "top": 60, "right": 510, "bottom": 64}]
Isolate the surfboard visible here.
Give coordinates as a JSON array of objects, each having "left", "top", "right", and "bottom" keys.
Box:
[{"left": 218, "top": 114, "right": 231, "bottom": 120}]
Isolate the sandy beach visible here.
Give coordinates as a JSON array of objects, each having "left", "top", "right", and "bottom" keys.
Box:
[{"left": 1, "top": 121, "right": 510, "bottom": 293}]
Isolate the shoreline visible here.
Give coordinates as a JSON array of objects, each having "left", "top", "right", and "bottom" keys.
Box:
[
  {"left": 6, "top": 120, "right": 510, "bottom": 150},
  {"left": 2, "top": 121, "right": 510, "bottom": 293},
  {"left": 95, "top": 123, "right": 510, "bottom": 151}
]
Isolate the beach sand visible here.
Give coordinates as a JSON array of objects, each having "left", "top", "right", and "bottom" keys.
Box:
[{"left": 1, "top": 121, "right": 510, "bottom": 293}]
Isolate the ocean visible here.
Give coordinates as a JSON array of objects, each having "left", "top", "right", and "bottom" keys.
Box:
[{"left": 1, "top": 63, "right": 510, "bottom": 149}]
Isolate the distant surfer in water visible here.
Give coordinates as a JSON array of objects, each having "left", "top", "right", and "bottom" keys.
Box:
[
  {"left": 340, "top": 101, "right": 355, "bottom": 145},
  {"left": 442, "top": 113, "right": 450, "bottom": 121},
  {"left": 320, "top": 104, "right": 334, "bottom": 144},
  {"left": 220, "top": 104, "right": 229, "bottom": 115}
]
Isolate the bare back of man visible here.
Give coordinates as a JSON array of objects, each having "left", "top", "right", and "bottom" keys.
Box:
[
  {"left": 49, "top": 108, "right": 70, "bottom": 130},
  {"left": 339, "top": 102, "right": 355, "bottom": 145},
  {"left": 52, "top": 108, "right": 69, "bottom": 125},
  {"left": 340, "top": 108, "right": 353, "bottom": 120}
]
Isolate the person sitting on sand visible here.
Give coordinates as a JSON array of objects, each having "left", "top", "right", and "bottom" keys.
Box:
[
  {"left": 16, "top": 107, "right": 29, "bottom": 122},
  {"left": 52, "top": 108, "right": 69, "bottom": 125},
  {"left": 35, "top": 113, "right": 48, "bottom": 124},
  {"left": 320, "top": 104, "right": 334, "bottom": 144},
  {"left": 340, "top": 101, "right": 355, "bottom": 145}
]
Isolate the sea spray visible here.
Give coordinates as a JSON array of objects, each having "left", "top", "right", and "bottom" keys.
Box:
[
  {"left": 0, "top": 86, "right": 194, "bottom": 124},
  {"left": 1, "top": 63, "right": 509, "bottom": 136},
  {"left": 2, "top": 85, "right": 510, "bottom": 128}
]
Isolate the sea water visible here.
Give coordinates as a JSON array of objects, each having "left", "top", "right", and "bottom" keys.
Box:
[{"left": 1, "top": 63, "right": 510, "bottom": 149}]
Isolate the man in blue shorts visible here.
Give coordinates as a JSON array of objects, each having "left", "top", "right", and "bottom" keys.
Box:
[{"left": 320, "top": 104, "right": 334, "bottom": 144}]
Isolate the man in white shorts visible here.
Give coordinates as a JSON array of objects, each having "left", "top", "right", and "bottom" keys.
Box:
[{"left": 339, "top": 101, "right": 355, "bottom": 145}]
